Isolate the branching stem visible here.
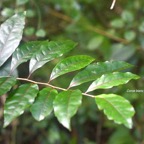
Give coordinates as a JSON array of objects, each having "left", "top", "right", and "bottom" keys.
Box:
[{"left": 17, "top": 78, "right": 96, "bottom": 98}]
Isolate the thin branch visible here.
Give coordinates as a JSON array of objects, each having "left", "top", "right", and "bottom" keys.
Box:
[
  {"left": 17, "top": 78, "right": 96, "bottom": 98},
  {"left": 48, "top": 8, "right": 129, "bottom": 44},
  {"left": 31, "top": 0, "right": 42, "bottom": 29},
  {"left": 86, "top": 25, "right": 129, "bottom": 44}
]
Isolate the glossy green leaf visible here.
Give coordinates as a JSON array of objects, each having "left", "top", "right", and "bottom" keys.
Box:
[
  {"left": 11, "top": 41, "right": 42, "bottom": 72},
  {"left": 29, "top": 40, "right": 77, "bottom": 75},
  {"left": 50, "top": 55, "right": 94, "bottom": 81},
  {"left": 70, "top": 61, "right": 133, "bottom": 87},
  {"left": 95, "top": 94, "right": 135, "bottom": 128},
  {"left": 0, "top": 13, "right": 25, "bottom": 67},
  {"left": 53, "top": 90, "right": 82, "bottom": 130},
  {"left": 4, "top": 84, "right": 39, "bottom": 127},
  {"left": 0, "top": 77, "right": 16, "bottom": 96},
  {"left": 86, "top": 72, "right": 139, "bottom": 93},
  {"left": 30, "top": 87, "right": 58, "bottom": 121}
]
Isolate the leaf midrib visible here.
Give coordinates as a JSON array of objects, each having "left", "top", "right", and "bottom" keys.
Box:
[
  {"left": 0, "top": 21, "right": 15, "bottom": 58},
  {"left": 98, "top": 96, "right": 128, "bottom": 123},
  {"left": 71, "top": 65, "right": 132, "bottom": 87}
]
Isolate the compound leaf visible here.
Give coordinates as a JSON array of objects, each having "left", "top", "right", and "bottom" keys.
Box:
[
  {"left": 0, "top": 77, "right": 16, "bottom": 96},
  {"left": 4, "top": 84, "right": 39, "bottom": 127},
  {"left": 95, "top": 94, "right": 135, "bottom": 128},
  {"left": 53, "top": 90, "right": 82, "bottom": 130},
  {"left": 69, "top": 61, "right": 133, "bottom": 87},
  {"left": 86, "top": 72, "right": 139, "bottom": 93},
  {"left": 50, "top": 55, "right": 94, "bottom": 81},
  {"left": 0, "top": 13, "right": 25, "bottom": 67},
  {"left": 29, "top": 40, "right": 76, "bottom": 75},
  {"left": 30, "top": 87, "right": 58, "bottom": 121}
]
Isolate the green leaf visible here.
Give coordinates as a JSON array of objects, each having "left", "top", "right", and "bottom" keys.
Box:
[
  {"left": 4, "top": 84, "right": 39, "bottom": 127},
  {"left": 53, "top": 90, "right": 82, "bottom": 130},
  {"left": 30, "top": 87, "right": 58, "bottom": 121},
  {"left": 87, "top": 36, "right": 104, "bottom": 50},
  {"left": 110, "top": 19, "right": 125, "bottom": 28},
  {"left": 121, "top": 10, "right": 134, "bottom": 23},
  {"left": 70, "top": 61, "right": 133, "bottom": 87},
  {"left": 11, "top": 41, "right": 41, "bottom": 72},
  {"left": 111, "top": 44, "right": 136, "bottom": 61},
  {"left": 0, "top": 77, "right": 16, "bottom": 96},
  {"left": 0, "top": 59, "right": 18, "bottom": 77},
  {"left": 124, "top": 31, "right": 136, "bottom": 41},
  {"left": 86, "top": 72, "right": 140, "bottom": 93},
  {"left": 29, "top": 40, "right": 77, "bottom": 75},
  {"left": 0, "top": 13, "right": 25, "bottom": 67},
  {"left": 16, "top": 0, "right": 29, "bottom": 5},
  {"left": 50, "top": 55, "right": 94, "bottom": 81},
  {"left": 35, "top": 29, "right": 46, "bottom": 37},
  {"left": 95, "top": 94, "right": 135, "bottom": 128}
]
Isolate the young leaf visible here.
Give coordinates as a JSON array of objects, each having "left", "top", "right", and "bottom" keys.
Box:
[
  {"left": 0, "top": 77, "right": 16, "bottom": 96},
  {"left": 0, "top": 13, "right": 25, "bottom": 67},
  {"left": 4, "top": 84, "right": 39, "bottom": 127},
  {"left": 95, "top": 94, "right": 135, "bottom": 128},
  {"left": 50, "top": 55, "right": 94, "bottom": 81},
  {"left": 86, "top": 72, "right": 140, "bottom": 93},
  {"left": 69, "top": 61, "right": 133, "bottom": 87},
  {"left": 53, "top": 90, "right": 82, "bottom": 130},
  {"left": 29, "top": 40, "right": 77, "bottom": 75},
  {"left": 30, "top": 87, "right": 58, "bottom": 121},
  {"left": 11, "top": 41, "right": 41, "bottom": 72}
]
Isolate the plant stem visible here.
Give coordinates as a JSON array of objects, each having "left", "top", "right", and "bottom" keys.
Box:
[
  {"left": 17, "top": 78, "right": 95, "bottom": 98},
  {"left": 48, "top": 8, "right": 129, "bottom": 44}
]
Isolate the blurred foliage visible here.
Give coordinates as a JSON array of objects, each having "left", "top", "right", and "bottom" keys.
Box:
[{"left": 0, "top": 0, "right": 144, "bottom": 144}]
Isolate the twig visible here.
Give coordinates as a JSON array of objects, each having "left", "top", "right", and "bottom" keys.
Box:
[
  {"left": 110, "top": 0, "right": 116, "bottom": 10},
  {"left": 48, "top": 8, "right": 129, "bottom": 44},
  {"left": 17, "top": 78, "right": 96, "bottom": 98}
]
